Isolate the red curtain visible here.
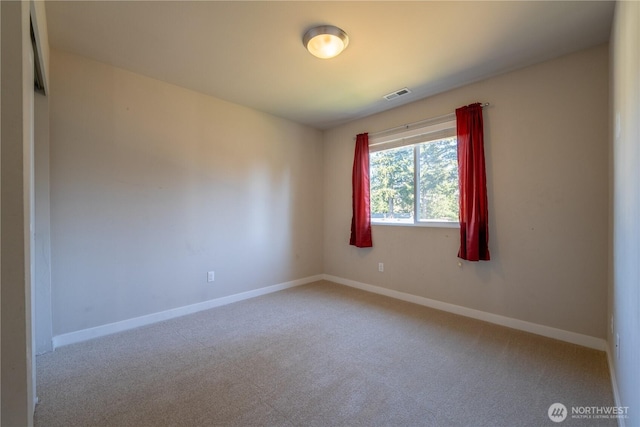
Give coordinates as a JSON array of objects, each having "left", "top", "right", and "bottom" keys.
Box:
[
  {"left": 456, "top": 103, "right": 490, "bottom": 261},
  {"left": 350, "top": 133, "right": 373, "bottom": 248}
]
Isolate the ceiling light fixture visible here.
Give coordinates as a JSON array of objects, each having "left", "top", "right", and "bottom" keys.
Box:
[{"left": 303, "top": 25, "right": 349, "bottom": 59}]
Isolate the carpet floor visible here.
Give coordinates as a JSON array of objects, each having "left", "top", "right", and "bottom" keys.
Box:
[{"left": 35, "top": 281, "right": 615, "bottom": 426}]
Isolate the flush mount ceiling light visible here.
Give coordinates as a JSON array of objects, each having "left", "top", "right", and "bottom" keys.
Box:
[{"left": 303, "top": 25, "right": 349, "bottom": 59}]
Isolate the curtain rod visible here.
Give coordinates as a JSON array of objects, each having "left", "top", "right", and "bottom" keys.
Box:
[{"left": 363, "top": 102, "right": 490, "bottom": 139}]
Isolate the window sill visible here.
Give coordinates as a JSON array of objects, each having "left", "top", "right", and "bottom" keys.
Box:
[{"left": 372, "top": 221, "right": 460, "bottom": 229}]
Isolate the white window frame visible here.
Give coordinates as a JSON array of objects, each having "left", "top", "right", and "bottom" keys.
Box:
[{"left": 369, "top": 118, "right": 460, "bottom": 228}]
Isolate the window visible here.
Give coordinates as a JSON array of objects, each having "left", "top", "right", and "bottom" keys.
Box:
[{"left": 369, "top": 120, "right": 459, "bottom": 227}]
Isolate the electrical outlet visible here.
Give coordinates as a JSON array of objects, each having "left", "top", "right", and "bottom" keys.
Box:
[
  {"left": 378, "top": 263, "right": 384, "bottom": 272},
  {"left": 207, "top": 271, "right": 215, "bottom": 282}
]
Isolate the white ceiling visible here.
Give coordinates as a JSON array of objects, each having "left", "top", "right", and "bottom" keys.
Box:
[{"left": 45, "top": 1, "right": 615, "bottom": 130}]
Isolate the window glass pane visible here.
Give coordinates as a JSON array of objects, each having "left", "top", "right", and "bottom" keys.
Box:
[
  {"left": 418, "top": 137, "right": 459, "bottom": 222},
  {"left": 370, "top": 146, "right": 414, "bottom": 223}
]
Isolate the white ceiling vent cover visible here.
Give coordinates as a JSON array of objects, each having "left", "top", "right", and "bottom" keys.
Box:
[{"left": 383, "top": 87, "right": 412, "bottom": 101}]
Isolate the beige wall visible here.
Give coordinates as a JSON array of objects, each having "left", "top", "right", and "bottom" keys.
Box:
[
  {"left": 324, "top": 45, "right": 609, "bottom": 339},
  {"left": 1, "top": 1, "right": 35, "bottom": 425},
  {"left": 610, "top": 0, "right": 640, "bottom": 422},
  {"left": 49, "top": 50, "right": 324, "bottom": 336},
  {"left": 34, "top": 91, "right": 52, "bottom": 355}
]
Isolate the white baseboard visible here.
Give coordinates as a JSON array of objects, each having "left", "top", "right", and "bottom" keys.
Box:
[
  {"left": 52, "top": 272, "right": 607, "bottom": 353},
  {"left": 52, "top": 275, "right": 323, "bottom": 349},
  {"left": 323, "top": 274, "right": 608, "bottom": 351},
  {"left": 606, "top": 346, "right": 626, "bottom": 427}
]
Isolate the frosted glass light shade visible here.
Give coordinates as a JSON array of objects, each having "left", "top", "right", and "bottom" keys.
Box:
[{"left": 303, "top": 25, "right": 349, "bottom": 59}]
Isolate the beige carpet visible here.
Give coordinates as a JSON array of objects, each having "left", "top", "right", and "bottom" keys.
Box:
[{"left": 35, "top": 281, "right": 615, "bottom": 426}]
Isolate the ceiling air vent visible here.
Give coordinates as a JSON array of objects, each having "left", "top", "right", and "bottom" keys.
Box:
[{"left": 383, "top": 87, "right": 411, "bottom": 101}]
